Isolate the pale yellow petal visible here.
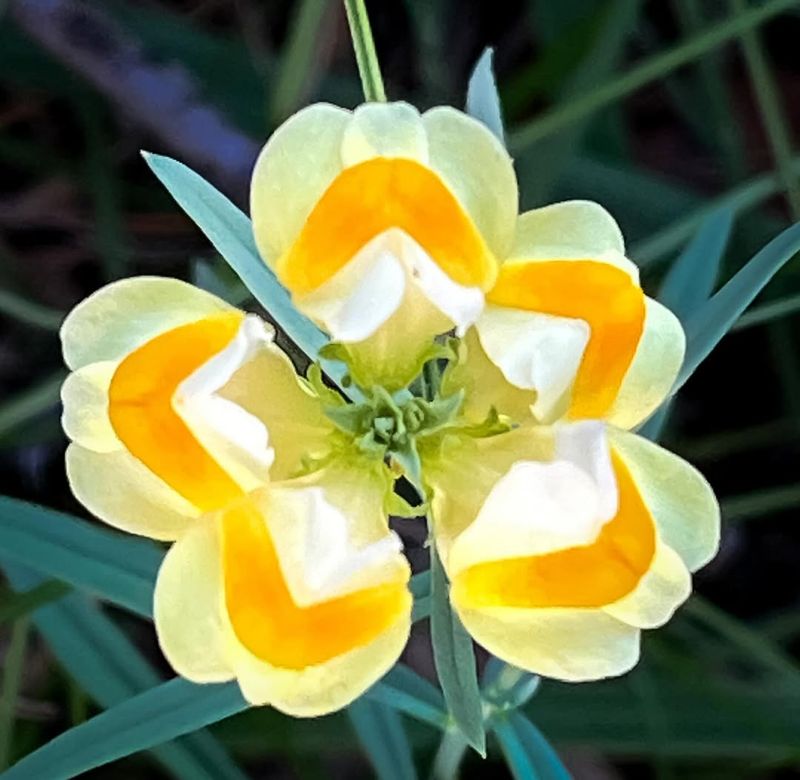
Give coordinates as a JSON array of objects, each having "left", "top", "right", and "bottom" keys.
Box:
[
  {"left": 603, "top": 540, "right": 691, "bottom": 628},
  {"left": 341, "top": 102, "right": 428, "bottom": 166},
  {"left": 609, "top": 429, "right": 720, "bottom": 572},
  {"left": 65, "top": 444, "right": 199, "bottom": 541},
  {"left": 606, "top": 298, "right": 685, "bottom": 430},
  {"left": 423, "top": 426, "right": 554, "bottom": 564},
  {"left": 60, "top": 361, "right": 120, "bottom": 453},
  {"left": 153, "top": 519, "right": 234, "bottom": 682},
  {"left": 422, "top": 106, "right": 518, "bottom": 257},
  {"left": 61, "top": 277, "right": 232, "bottom": 370},
  {"left": 453, "top": 603, "right": 639, "bottom": 682},
  {"left": 250, "top": 103, "right": 350, "bottom": 264},
  {"left": 216, "top": 340, "right": 333, "bottom": 481},
  {"left": 226, "top": 613, "right": 410, "bottom": 716},
  {"left": 510, "top": 200, "right": 636, "bottom": 279},
  {"left": 441, "top": 328, "right": 536, "bottom": 425}
]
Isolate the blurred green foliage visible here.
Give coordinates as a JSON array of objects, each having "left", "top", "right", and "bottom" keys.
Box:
[{"left": 2, "top": 0, "right": 800, "bottom": 777}]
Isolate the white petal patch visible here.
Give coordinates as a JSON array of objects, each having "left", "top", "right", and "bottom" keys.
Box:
[
  {"left": 175, "top": 315, "right": 275, "bottom": 489},
  {"left": 448, "top": 421, "right": 619, "bottom": 573},
  {"left": 298, "top": 228, "right": 484, "bottom": 343},
  {"left": 475, "top": 304, "right": 589, "bottom": 421},
  {"left": 267, "top": 486, "right": 404, "bottom": 606},
  {"left": 555, "top": 420, "right": 618, "bottom": 523}
]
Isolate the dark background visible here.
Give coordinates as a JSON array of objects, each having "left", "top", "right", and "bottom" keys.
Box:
[{"left": 1, "top": 0, "right": 800, "bottom": 777}]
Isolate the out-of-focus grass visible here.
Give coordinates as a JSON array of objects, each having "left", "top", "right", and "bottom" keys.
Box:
[{"left": 1, "top": 0, "right": 800, "bottom": 777}]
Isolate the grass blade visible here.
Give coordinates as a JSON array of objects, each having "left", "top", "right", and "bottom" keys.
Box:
[
  {"left": 0, "top": 289, "right": 63, "bottom": 331},
  {"left": 733, "top": 292, "right": 800, "bottom": 331},
  {"left": 348, "top": 699, "right": 418, "bottom": 780},
  {"left": 676, "top": 221, "right": 800, "bottom": 389},
  {"left": 430, "top": 544, "right": 485, "bottom": 755},
  {"left": 2, "top": 563, "right": 248, "bottom": 780},
  {"left": 0, "top": 495, "right": 162, "bottom": 618},
  {"left": 0, "top": 617, "right": 30, "bottom": 770},
  {"left": 0, "top": 372, "right": 64, "bottom": 440},
  {"left": 466, "top": 48, "right": 505, "bottom": 143},
  {"left": 493, "top": 711, "right": 571, "bottom": 780},
  {"left": 365, "top": 665, "right": 448, "bottom": 730},
  {"left": 0, "top": 677, "right": 248, "bottom": 780},
  {"left": 509, "top": 0, "right": 797, "bottom": 153},
  {"left": 0, "top": 580, "right": 71, "bottom": 626}
]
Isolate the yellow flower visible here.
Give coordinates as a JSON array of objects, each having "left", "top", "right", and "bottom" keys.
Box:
[
  {"left": 250, "top": 101, "right": 517, "bottom": 389},
  {"left": 60, "top": 276, "right": 412, "bottom": 713},
  {"left": 421, "top": 203, "right": 719, "bottom": 681}
]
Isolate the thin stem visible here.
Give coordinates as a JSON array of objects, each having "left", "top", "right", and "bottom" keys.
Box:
[
  {"left": 0, "top": 617, "right": 31, "bottom": 770},
  {"left": 343, "top": 0, "right": 386, "bottom": 102},
  {"left": 0, "top": 289, "right": 63, "bottom": 331}
]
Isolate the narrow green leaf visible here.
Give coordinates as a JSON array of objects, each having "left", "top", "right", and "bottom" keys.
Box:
[
  {"left": 430, "top": 727, "right": 468, "bottom": 780},
  {"left": 658, "top": 208, "right": 733, "bottom": 323},
  {"left": 348, "top": 699, "right": 418, "bottom": 780},
  {"left": 0, "top": 288, "right": 63, "bottom": 331},
  {"left": 0, "top": 372, "right": 64, "bottom": 440},
  {"left": 141, "top": 153, "right": 328, "bottom": 360},
  {"left": 466, "top": 48, "right": 505, "bottom": 143},
  {"left": 676, "top": 221, "right": 800, "bottom": 389},
  {"left": 493, "top": 711, "right": 571, "bottom": 780},
  {"left": 733, "top": 292, "right": 800, "bottom": 331},
  {"left": 0, "top": 678, "right": 248, "bottom": 780},
  {"left": 509, "top": 0, "right": 797, "bottom": 153},
  {"left": 640, "top": 208, "right": 733, "bottom": 441},
  {"left": 0, "top": 495, "right": 162, "bottom": 618},
  {"left": 2, "top": 563, "right": 248, "bottom": 780},
  {"left": 343, "top": 0, "right": 386, "bottom": 102},
  {"left": 365, "top": 665, "right": 448, "bottom": 730},
  {"left": 0, "top": 617, "right": 30, "bottom": 770},
  {"left": 430, "top": 544, "right": 485, "bottom": 755},
  {"left": 271, "top": 0, "right": 328, "bottom": 122},
  {"left": 0, "top": 579, "right": 71, "bottom": 626}
]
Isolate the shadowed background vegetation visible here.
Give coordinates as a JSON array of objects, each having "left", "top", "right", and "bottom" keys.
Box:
[{"left": 2, "top": 0, "right": 800, "bottom": 777}]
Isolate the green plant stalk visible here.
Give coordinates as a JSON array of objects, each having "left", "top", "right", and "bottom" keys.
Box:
[
  {"left": 0, "top": 580, "right": 70, "bottom": 626},
  {"left": 0, "top": 617, "right": 31, "bottom": 770},
  {"left": 430, "top": 726, "right": 468, "bottom": 780},
  {"left": 732, "top": 0, "right": 800, "bottom": 218},
  {"left": 509, "top": 0, "right": 796, "bottom": 152},
  {"left": 343, "top": 0, "right": 386, "bottom": 102}
]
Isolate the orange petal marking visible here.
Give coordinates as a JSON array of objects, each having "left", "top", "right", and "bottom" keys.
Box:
[
  {"left": 487, "top": 260, "right": 645, "bottom": 419},
  {"left": 108, "top": 313, "right": 246, "bottom": 512},
  {"left": 452, "top": 452, "right": 655, "bottom": 609},
  {"left": 222, "top": 499, "right": 410, "bottom": 669},
  {"left": 276, "top": 157, "right": 496, "bottom": 294}
]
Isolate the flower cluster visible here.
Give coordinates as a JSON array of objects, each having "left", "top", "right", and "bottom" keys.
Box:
[{"left": 60, "top": 102, "right": 719, "bottom": 715}]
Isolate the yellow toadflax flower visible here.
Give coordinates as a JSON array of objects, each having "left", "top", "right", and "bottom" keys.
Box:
[
  {"left": 250, "top": 101, "right": 517, "bottom": 389},
  {"left": 60, "top": 276, "right": 412, "bottom": 715}
]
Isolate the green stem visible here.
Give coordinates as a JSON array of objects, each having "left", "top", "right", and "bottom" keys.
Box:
[
  {"left": 430, "top": 726, "right": 469, "bottom": 780},
  {"left": 343, "top": 0, "right": 386, "bottom": 102},
  {"left": 0, "top": 617, "right": 31, "bottom": 770}
]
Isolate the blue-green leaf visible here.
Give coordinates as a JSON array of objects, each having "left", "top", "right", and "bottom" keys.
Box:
[
  {"left": 142, "top": 154, "right": 332, "bottom": 359},
  {"left": 0, "top": 677, "right": 248, "bottom": 780},
  {"left": 676, "top": 220, "right": 800, "bottom": 389},
  {"left": 466, "top": 48, "right": 505, "bottom": 142},
  {"left": 0, "top": 496, "right": 161, "bottom": 618},
  {"left": 430, "top": 544, "right": 486, "bottom": 755},
  {"left": 1, "top": 563, "right": 247, "bottom": 780},
  {"left": 365, "top": 665, "right": 448, "bottom": 730},
  {"left": 348, "top": 699, "right": 418, "bottom": 780},
  {"left": 657, "top": 207, "right": 733, "bottom": 323},
  {"left": 640, "top": 208, "right": 734, "bottom": 442},
  {"left": 492, "top": 711, "right": 571, "bottom": 780}
]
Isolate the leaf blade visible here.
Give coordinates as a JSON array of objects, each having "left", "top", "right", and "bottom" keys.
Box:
[
  {"left": 493, "top": 711, "right": 571, "bottom": 780},
  {"left": 430, "top": 544, "right": 485, "bottom": 755},
  {"left": 348, "top": 699, "right": 418, "bottom": 780},
  {"left": 677, "top": 221, "right": 800, "bottom": 389},
  {"left": 466, "top": 48, "right": 505, "bottom": 142}
]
